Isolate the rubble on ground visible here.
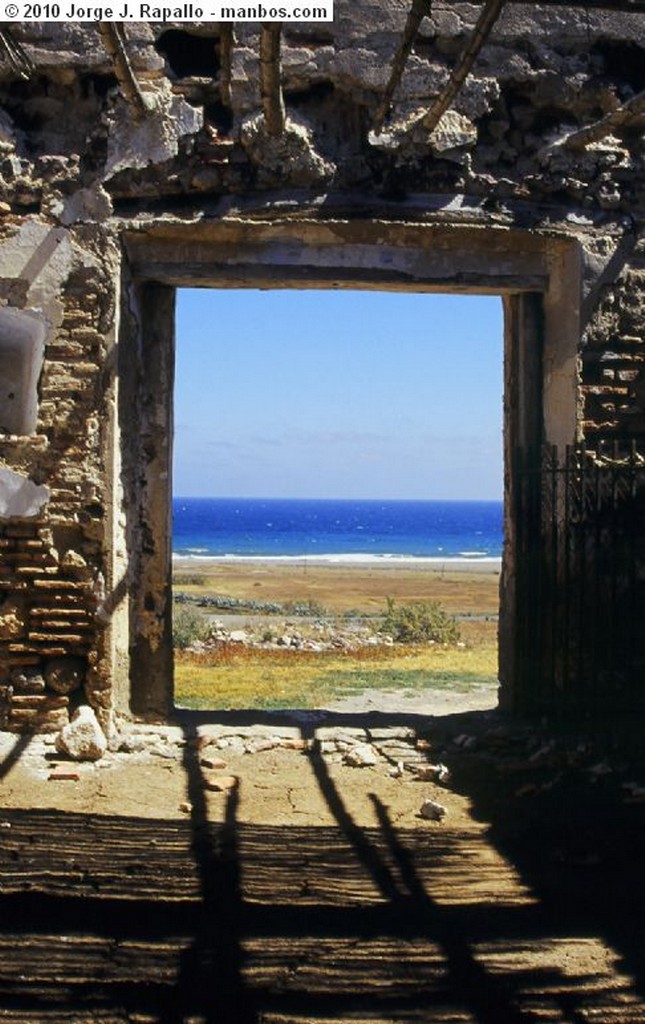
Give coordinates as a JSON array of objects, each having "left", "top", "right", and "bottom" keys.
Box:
[{"left": 186, "top": 618, "right": 395, "bottom": 654}]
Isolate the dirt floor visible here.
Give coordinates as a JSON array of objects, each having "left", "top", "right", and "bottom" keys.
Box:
[
  {"left": 0, "top": 685, "right": 497, "bottom": 823},
  {"left": 2, "top": 563, "right": 644, "bottom": 1021},
  {"left": 3, "top": 685, "right": 645, "bottom": 1022}
]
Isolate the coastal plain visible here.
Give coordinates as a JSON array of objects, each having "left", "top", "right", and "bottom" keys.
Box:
[{"left": 172, "top": 556, "right": 502, "bottom": 617}]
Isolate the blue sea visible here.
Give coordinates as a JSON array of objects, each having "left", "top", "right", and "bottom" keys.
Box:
[{"left": 172, "top": 498, "right": 503, "bottom": 564}]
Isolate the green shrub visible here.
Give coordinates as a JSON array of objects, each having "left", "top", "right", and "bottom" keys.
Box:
[
  {"left": 173, "top": 573, "right": 206, "bottom": 587},
  {"left": 172, "top": 602, "right": 211, "bottom": 649},
  {"left": 380, "top": 597, "right": 461, "bottom": 645},
  {"left": 282, "top": 598, "right": 328, "bottom": 617}
]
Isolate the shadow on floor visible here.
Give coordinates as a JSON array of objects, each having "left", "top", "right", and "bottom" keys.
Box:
[
  {"left": 1, "top": 709, "right": 645, "bottom": 1022},
  {"left": 0, "top": 733, "right": 32, "bottom": 782}
]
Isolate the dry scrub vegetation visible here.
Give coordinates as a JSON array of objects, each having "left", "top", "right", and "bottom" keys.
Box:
[{"left": 172, "top": 563, "right": 499, "bottom": 710}]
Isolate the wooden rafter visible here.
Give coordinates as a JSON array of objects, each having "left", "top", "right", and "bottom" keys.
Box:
[
  {"left": 556, "top": 88, "right": 645, "bottom": 150},
  {"left": 219, "top": 24, "right": 235, "bottom": 108},
  {"left": 373, "top": 0, "right": 433, "bottom": 133},
  {"left": 416, "top": 0, "right": 507, "bottom": 135},
  {"left": 98, "top": 23, "right": 147, "bottom": 121},
  {"left": 259, "top": 23, "right": 285, "bottom": 137}
]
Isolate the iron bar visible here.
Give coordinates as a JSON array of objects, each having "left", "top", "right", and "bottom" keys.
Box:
[
  {"left": 0, "top": 27, "right": 34, "bottom": 79},
  {"left": 565, "top": 442, "right": 573, "bottom": 692},
  {"left": 414, "top": 0, "right": 507, "bottom": 135},
  {"left": 98, "top": 23, "right": 147, "bottom": 121},
  {"left": 373, "top": 0, "right": 433, "bottom": 133},
  {"left": 592, "top": 452, "right": 602, "bottom": 705},
  {"left": 219, "top": 24, "right": 234, "bottom": 108},
  {"left": 554, "top": 88, "right": 645, "bottom": 150},
  {"left": 579, "top": 446, "right": 589, "bottom": 702},
  {"left": 552, "top": 440, "right": 561, "bottom": 704},
  {"left": 515, "top": 443, "right": 645, "bottom": 714},
  {"left": 259, "top": 23, "right": 285, "bottom": 137}
]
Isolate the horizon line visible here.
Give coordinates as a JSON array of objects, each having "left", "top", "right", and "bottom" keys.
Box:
[{"left": 173, "top": 494, "right": 504, "bottom": 503}]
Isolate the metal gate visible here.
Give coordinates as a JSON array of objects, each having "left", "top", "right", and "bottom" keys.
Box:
[{"left": 514, "top": 443, "right": 645, "bottom": 717}]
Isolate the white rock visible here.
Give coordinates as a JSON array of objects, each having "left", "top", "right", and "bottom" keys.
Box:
[
  {"left": 414, "top": 763, "right": 450, "bottom": 783},
  {"left": 117, "top": 733, "right": 147, "bottom": 753},
  {"left": 245, "top": 737, "right": 277, "bottom": 754},
  {"left": 224, "top": 736, "right": 246, "bottom": 756},
  {"left": 55, "top": 705, "right": 107, "bottom": 762},
  {"left": 344, "top": 743, "right": 378, "bottom": 767},
  {"left": 60, "top": 549, "right": 87, "bottom": 570},
  {"left": 149, "top": 743, "right": 175, "bottom": 760},
  {"left": 419, "top": 798, "right": 447, "bottom": 822},
  {"left": 0, "top": 466, "right": 49, "bottom": 520},
  {"left": 429, "top": 111, "right": 477, "bottom": 154},
  {"left": 320, "top": 740, "right": 338, "bottom": 753}
]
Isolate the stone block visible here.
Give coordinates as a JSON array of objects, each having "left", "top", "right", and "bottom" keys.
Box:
[{"left": 55, "top": 705, "right": 107, "bottom": 761}]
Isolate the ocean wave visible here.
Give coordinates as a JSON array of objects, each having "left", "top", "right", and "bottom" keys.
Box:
[{"left": 172, "top": 551, "right": 501, "bottom": 568}]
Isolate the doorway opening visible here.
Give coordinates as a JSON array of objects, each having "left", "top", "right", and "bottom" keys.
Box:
[
  {"left": 171, "top": 289, "right": 503, "bottom": 715},
  {"left": 118, "top": 217, "right": 579, "bottom": 721}
]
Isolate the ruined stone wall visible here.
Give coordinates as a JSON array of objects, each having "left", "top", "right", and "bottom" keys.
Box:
[
  {"left": 0, "top": 219, "right": 121, "bottom": 732},
  {"left": 0, "top": 4, "right": 644, "bottom": 729}
]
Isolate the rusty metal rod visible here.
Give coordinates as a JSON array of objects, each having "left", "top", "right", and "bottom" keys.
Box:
[
  {"left": 219, "top": 23, "right": 235, "bottom": 108},
  {"left": 0, "top": 27, "right": 34, "bottom": 79},
  {"left": 557, "top": 88, "right": 645, "bottom": 150},
  {"left": 418, "top": 0, "right": 506, "bottom": 134},
  {"left": 260, "top": 23, "right": 285, "bottom": 137},
  {"left": 373, "top": 0, "right": 433, "bottom": 132},
  {"left": 99, "top": 22, "right": 147, "bottom": 121}
]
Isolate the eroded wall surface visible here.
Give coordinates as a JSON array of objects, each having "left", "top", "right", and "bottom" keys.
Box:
[{"left": 0, "top": 5, "right": 644, "bottom": 730}]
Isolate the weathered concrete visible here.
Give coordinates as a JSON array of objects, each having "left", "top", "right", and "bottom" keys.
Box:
[{"left": 0, "top": 7, "right": 644, "bottom": 729}]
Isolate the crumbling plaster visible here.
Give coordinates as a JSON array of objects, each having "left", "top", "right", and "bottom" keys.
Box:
[{"left": 0, "top": 4, "right": 644, "bottom": 730}]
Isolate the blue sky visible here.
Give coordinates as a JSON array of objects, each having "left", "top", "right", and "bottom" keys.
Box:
[{"left": 173, "top": 289, "right": 504, "bottom": 500}]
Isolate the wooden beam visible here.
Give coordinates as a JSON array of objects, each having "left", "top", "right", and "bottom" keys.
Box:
[
  {"left": 418, "top": 0, "right": 507, "bottom": 135},
  {"left": 555, "top": 88, "right": 645, "bottom": 150},
  {"left": 219, "top": 24, "right": 235, "bottom": 108},
  {"left": 98, "top": 23, "right": 147, "bottom": 122},
  {"left": 373, "top": 0, "right": 433, "bottom": 133},
  {"left": 260, "top": 23, "right": 285, "bottom": 137}
]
